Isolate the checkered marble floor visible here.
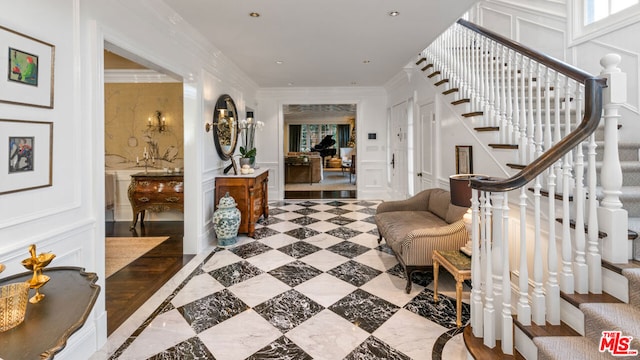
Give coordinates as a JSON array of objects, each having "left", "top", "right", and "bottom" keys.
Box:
[{"left": 97, "top": 200, "right": 471, "bottom": 360}]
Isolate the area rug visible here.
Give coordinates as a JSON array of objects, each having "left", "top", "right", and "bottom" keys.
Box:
[
  {"left": 106, "top": 237, "right": 169, "bottom": 278},
  {"left": 285, "top": 170, "right": 356, "bottom": 191}
]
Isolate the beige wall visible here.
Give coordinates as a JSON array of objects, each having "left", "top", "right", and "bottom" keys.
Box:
[{"left": 104, "top": 82, "right": 184, "bottom": 170}]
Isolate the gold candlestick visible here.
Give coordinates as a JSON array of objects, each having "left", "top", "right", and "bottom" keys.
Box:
[{"left": 20, "top": 244, "right": 55, "bottom": 304}]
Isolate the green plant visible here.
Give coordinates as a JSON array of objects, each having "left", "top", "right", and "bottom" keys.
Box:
[{"left": 239, "top": 146, "right": 256, "bottom": 159}]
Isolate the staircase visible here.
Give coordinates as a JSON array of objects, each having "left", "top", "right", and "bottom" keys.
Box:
[{"left": 419, "top": 18, "right": 640, "bottom": 359}]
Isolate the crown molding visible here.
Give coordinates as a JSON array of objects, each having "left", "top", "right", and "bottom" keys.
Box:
[{"left": 104, "top": 69, "right": 180, "bottom": 83}]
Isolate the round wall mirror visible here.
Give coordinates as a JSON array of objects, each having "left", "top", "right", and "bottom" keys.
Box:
[{"left": 213, "top": 94, "right": 239, "bottom": 160}]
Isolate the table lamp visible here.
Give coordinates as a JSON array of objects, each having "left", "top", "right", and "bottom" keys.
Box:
[{"left": 450, "top": 174, "right": 473, "bottom": 256}]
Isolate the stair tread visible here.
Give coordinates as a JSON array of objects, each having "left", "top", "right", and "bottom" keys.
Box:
[
  {"left": 561, "top": 291, "right": 622, "bottom": 309},
  {"left": 581, "top": 303, "right": 640, "bottom": 346},
  {"left": 514, "top": 316, "right": 580, "bottom": 338},
  {"left": 463, "top": 325, "right": 524, "bottom": 359},
  {"left": 602, "top": 259, "right": 640, "bottom": 275},
  {"left": 534, "top": 336, "right": 612, "bottom": 360}
]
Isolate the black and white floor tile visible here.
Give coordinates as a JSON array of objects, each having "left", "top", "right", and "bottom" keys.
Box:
[{"left": 94, "top": 200, "right": 471, "bottom": 360}]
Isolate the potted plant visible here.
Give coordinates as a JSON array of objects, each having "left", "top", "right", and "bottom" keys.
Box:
[{"left": 239, "top": 146, "right": 256, "bottom": 167}]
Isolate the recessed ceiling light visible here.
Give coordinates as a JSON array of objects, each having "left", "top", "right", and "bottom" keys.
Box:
[
  {"left": 249, "top": 12, "right": 260, "bottom": 18},
  {"left": 389, "top": 11, "right": 400, "bottom": 17},
  {"left": 288, "top": 82, "right": 294, "bottom": 86},
  {"left": 275, "top": 60, "right": 284, "bottom": 65}
]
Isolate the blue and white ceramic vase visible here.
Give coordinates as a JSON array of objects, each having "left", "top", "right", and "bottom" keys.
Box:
[{"left": 213, "top": 192, "right": 241, "bottom": 246}]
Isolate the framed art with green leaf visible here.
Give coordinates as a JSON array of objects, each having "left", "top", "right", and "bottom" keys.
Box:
[{"left": 0, "top": 25, "right": 55, "bottom": 108}]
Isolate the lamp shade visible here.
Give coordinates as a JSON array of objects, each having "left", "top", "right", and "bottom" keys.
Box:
[{"left": 449, "top": 174, "right": 473, "bottom": 208}]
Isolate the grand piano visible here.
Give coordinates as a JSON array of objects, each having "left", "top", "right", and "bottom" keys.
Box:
[{"left": 313, "top": 135, "right": 337, "bottom": 166}]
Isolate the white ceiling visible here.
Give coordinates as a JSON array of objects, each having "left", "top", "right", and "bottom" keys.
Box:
[{"left": 162, "top": 0, "right": 477, "bottom": 88}]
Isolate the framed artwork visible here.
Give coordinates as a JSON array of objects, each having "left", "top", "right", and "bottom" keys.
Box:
[
  {"left": 0, "top": 119, "right": 53, "bottom": 195},
  {"left": 455, "top": 145, "right": 473, "bottom": 174},
  {"left": 0, "top": 25, "right": 55, "bottom": 108}
]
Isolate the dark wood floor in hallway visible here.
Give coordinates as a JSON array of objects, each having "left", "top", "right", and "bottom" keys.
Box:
[{"left": 105, "top": 221, "right": 191, "bottom": 336}]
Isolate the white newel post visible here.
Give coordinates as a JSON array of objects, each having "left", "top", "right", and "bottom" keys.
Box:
[{"left": 597, "top": 53, "right": 628, "bottom": 263}]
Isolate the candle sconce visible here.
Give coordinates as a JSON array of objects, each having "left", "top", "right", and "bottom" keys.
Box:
[{"left": 147, "top": 110, "right": 167, "bottom": 133}]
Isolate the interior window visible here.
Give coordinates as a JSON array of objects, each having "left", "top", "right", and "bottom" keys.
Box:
[
  {"left": 585, "top": 0, "right": 639, "bottom": 25},
  {"left": 299, "top": 124, "right": 337, "bottom": 151}
]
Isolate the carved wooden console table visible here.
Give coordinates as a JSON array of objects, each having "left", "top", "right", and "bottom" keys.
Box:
[
  {"left": 128, "top": 172, "right": 184, "bottom": 229},
  {"left": 0, "top": 267, "right": 100, "bottom": 360},
  {"left": 215, "top": 168, "right": 269, "bottom": 238}
]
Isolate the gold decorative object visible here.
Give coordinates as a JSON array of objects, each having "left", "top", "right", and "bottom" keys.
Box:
[
  {"left": 21, "top": 244, "right": 56, "bottom": 304},
  {"left": 0, "top": 263, "right": 5, "bottom": 274},
  {"left": 0, "top": 282, "right": 30, "bottom": 332}
]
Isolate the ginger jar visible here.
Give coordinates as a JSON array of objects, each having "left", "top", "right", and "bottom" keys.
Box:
[{"left": 213, "top": 192, "right": 241, "bottom": 246}]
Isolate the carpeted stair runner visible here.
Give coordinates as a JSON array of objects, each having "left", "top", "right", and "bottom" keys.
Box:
[{"left": 533, "top": 268, "right": 640, "bottom": 359}]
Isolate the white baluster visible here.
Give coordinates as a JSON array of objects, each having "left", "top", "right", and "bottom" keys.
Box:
[
  {"left": 501, "top": 192, "right": 513, "bottom": 354},
  {"left": 527, "top": 60, "right": 536, "bottom": 163},
  {"left": 492, "top": 192, "right": 504, "bottom": 341},
  {"left": 546, "top": 159, "right": 561, "bottom": 325},
  {"left": 488, "top": 41, "right": 497, "bottom": 128},
  {"left": 483, "top": 191, "right": 496, "bottom": 348},
  {"left": 553, "top": 74, "right": 563, "bottom": 193},
  {"left": 560, "top": 89, "right": 575, "bottom": 293},
  {"left": 517, "top": 186, "right": 531, "bottom": 327},
  {"left": 535, "top": 64, "right": 544, "bottom": 158},
  {"left": 573, "top": 86, "right": 588, "bottom": 294},
  {"left": 472, "top": 189, "right": 484, "bottom": 336},
  {"left": 499, "top": 46, "right": 507, "bottom": 144},
  {"left": 505, "top": 49, "right": 514, "bottom": 145},
  {"left": 532, "top": 175, "right": 546, "bottom": 324},
  {"left": 512, "top": 53, "right": 521, "bottom": 149},
  {"left": 587, "top": 132, "right": 602, "bottom": 293},
  {"left": 520, "top": 56, "right": 528, "bottom": 164},
  {"left": 544, "top": 68, "right": 552, "bottom": 153}
]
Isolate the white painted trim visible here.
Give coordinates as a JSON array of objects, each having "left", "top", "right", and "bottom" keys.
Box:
[
  {"left": 569, "top": 1, "right": 640, "bottom": 46},
  {"left": 104, "top": 69, "right": 180, "bottom": 83}
]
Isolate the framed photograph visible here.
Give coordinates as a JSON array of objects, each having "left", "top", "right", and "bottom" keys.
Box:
[
  {"left": 0, "top": 25, "right": 55, "bottom": 108},
  {"left": 0, "top": 119, "right": 53, "bottom": 195},
  {"left": 455, "top": 145, "right": 473, "bottom": 174}
]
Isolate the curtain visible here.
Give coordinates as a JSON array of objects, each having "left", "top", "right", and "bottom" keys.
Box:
[
  {"left": 289, "top": 125, "right": 302, "bottom": 152},
  {"left": 338, "top": 124, "right": 350, "bottom": 148}
]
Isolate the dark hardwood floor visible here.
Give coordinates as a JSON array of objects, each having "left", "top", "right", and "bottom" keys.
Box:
[
  {"left": 105, "top": 221, "right": 192, "bottom": 336},
  {"left": 285, "top": 190, "right": 356, "bottom": 199}
]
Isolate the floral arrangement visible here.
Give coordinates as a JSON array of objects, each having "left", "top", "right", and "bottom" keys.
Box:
[{"left": 239, "top": 115, "right": 264, "bottom": 164}]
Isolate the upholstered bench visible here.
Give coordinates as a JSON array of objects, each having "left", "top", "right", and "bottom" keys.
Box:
[{"left": 375, "top": 188, "right": 469, "bottom": 293}]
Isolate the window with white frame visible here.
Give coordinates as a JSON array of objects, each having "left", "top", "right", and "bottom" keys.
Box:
[
  {"left": 585, "top": 0, "right": 639, "bottom": 24},
  {"left": 574, "top": 0, "right": 640, "bottom": 42}
]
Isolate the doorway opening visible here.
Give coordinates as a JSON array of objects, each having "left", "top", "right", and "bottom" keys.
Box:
[
  {"left": 102, "top": 44, "right": 190, "bottom": 335},
  {"left": 283, "top": 104, "right": 357, "bottom": 200}
]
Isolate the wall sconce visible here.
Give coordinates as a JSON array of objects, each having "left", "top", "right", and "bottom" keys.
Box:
[
  {"left": 148, "top": 110, "right": 167, "bottom": 133},
  {"left": 205, "top": 108, "right": 235, "bottom": 132}
]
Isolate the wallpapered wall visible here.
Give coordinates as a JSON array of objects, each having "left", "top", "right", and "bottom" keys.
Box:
[{"left": 104, "top": 82, "right": 184, "bottom": 170}]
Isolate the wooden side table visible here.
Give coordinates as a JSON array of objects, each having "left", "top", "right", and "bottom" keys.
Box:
[
  {"left": 215, "top": 168, "right": 269, "bottom": 238},
  {"left": 432, "top": 249, "right": 471, "bottom": 327}
]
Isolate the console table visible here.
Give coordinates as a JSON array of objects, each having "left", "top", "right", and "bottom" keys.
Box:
[
  {"left": 0, "top": 267, "right": 100, "bottom": 360},
  {"left": 127, "top": 172, "right": 184, "bottom": 229},
  {"left": 215, "top": 168, "right": 269, "bottom": 238}
]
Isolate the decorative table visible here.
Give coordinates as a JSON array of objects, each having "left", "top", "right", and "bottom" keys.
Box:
[{"left": 0, "top": 267, "right": 100, "bottom": 359}]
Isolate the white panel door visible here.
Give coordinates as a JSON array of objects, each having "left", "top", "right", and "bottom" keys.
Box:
[
  {"left": 417, "top": 101, "right": 435, "bottom": 192},
  {"left": 390, "top": 101, "right": 408, "bottom": 199}
]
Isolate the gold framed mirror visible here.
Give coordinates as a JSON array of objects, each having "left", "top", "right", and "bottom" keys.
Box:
[{"left": 213, "top": 94, "right": 239, "bottom": 160}]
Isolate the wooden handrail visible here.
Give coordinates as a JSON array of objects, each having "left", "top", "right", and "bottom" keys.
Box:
[{"left": 454, "top": 19, "right": 608, "bottom": 193}]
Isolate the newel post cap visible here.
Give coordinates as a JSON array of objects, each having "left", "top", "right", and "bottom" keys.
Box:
[{"left": 600, "top": 53, "right": 627, "bottom": 104}]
